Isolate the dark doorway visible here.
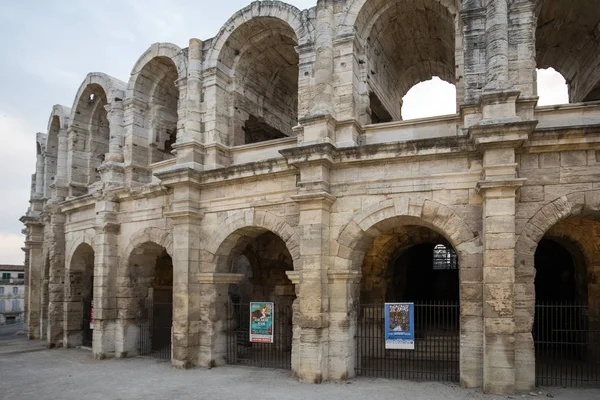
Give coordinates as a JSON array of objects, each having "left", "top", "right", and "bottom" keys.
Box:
[
  {"left": 533, "top": 237, "right": 598, "bottom": 387},
  {"left": 357, "top": 239, "right": 460, "bottom": 382}
]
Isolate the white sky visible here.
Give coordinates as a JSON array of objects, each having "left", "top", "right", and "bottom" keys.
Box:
[{"left": 0, "top": 1, "right": 569, "bottom": 264}]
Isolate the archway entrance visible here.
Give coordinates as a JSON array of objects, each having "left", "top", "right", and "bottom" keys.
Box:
[
  {"left": 222, "top": 229, "right": 296, "bottom": 370},
  {"left": 356, "top": 226, "right": 460, "bottom": 381},
  {"left": 533, "top": 227, "right": 599, "bottom": 387},
  {"left": 128, "top": 243, "right": 173, "bottom": 360},
  {"left": 65, "top": 243, "right": 94, "bottom": 347}
]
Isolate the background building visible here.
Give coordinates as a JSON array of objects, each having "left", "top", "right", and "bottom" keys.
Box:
[{"left": 0, "top": 264, "right": 25, "bottom": 325}]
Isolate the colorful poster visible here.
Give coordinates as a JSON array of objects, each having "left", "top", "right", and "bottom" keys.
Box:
[
  {"left": 249, "top": 302, "right": 274, "bottom": 343},
  {"left": 90, "top": 299, "right": 94, "bottom": 330},
  {"left": 385, "top": 303, "right": 415, "bottom": 350}
]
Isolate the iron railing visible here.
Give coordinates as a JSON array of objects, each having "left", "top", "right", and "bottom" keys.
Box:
[
  {"left": 356, "top": 301, "right": 460, "bottom": 382},
  {"left": 534, "top": 302, "right": 600, "bottom": 387},
  {"left": 138, "top": 299, "right": 172, "bottom": 360},
  {"left": 82, "top": 299, "right": 93, "bottom": 347},
  {"left": 226, "top": 303, "right": 293, "bottom": 370}
]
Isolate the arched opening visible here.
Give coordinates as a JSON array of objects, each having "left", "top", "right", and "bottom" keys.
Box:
[
  {"left": 221, "top": 17, "right": 299, "bottom": 145},
  {"left": 401, "top": 77, "right": 457, "bottom": 120},
  {"left": 133, "top": 57, "right": 179, "bottom": 166},
  {"left": 70, "top": 84, "right": 109, "bottom": 192},
  {"left": 357, "top": 225, "right": 460, "bottom": 381},
  {"left": 219, "top": 229, "right": 296, "bottom": 370},
  {"left": 356, "top": 0, "right": 459, "bottom": 124},
  {"left": 44, "top": 116, "right": 60, "bottom": 198},
  {"left": 536, "top": 0, "right": 600, "bottom": 103},
  {"left": 64, "top": 243, "right": 94, "bottom": 347},
  {"left": 532, "top": 219, "right": 600, "bottom": 387},
  {"left": 536, "top": 68, "right": 569, "bottom": 107},
  {"left": 127, "top": 242, "right": 173, "bottom": 360}
]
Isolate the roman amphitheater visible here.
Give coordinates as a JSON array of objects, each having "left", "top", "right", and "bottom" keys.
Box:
[{"left": 20, "top": 0, "right": 600, "bottom": 394}]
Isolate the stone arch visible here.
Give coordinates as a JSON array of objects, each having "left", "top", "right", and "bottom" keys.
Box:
[
  {"left": 205, "top": 1, "right": 311, "bottom": 70},
  {"left": 535, "top": 0, "right": 600, "bottom": 102},
  {"left": 333, "top": 197, "right": 482, "bottom": 387},
  {"left": 205, "top": 209, "right": 300, "bottom": 273},
  {"left": 69, "top": 73, "right": 126, "bottom": 123},
  {"left": 65, "top": 230, "right": 96, "bottom": 270},
  {"left": 127, "top": 42, "right": 187, "bottom": 94},
  {"left": 514, "top": 190, "right": 600, "bottom": 389},
  {"left": 126, "top": 44, "right": 184, "bottom": 167},
  {"left": 120, "top": 227, "right": 173, "bottom": 266},
  {"left": 45, "top": 105, "right": 70, "bottom": 197},
  {"left": 342, "top": 0, "right": 463, "bottom": 123},
  {"left": 335, "top": 198, "right": 480, "bottom": 273},
  {"left": 67, "top": 73, "right": 126, "bottom": 189},
  {"left": 343, "top": 0, "right": 461, "bottom": 44}
]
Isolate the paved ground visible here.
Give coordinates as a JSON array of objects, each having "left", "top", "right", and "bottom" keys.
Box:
[
  {"left": 0, "top": 322, "right": 24, "bottom": 340},
  {"left": 1, "top": 342, "right": 599, "bottom": 400}
]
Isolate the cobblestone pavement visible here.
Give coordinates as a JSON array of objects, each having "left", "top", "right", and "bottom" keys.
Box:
[{"left": 1, "top": 347, "right": 599, "bottom": 400}]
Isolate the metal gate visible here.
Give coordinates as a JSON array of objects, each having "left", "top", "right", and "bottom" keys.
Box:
[
  {"left": 534, "top": 302, "right": 600, "bottom": 387},
  {"left": 356, "top": 301, "right": 459, "bottom": 381},
  {"left": 139, "top": 290, "right": 172, "bottom": 360},
  {"left": 82, "top": 299, "right": 93, "bottom": 347},
  {"left": 226, "top": 303, "right": 293, "bottom": 369}
]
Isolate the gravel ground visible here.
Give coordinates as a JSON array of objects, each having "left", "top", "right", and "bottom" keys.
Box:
[{"left": 1, "top": 348, "right": 599, "bottom": 400}]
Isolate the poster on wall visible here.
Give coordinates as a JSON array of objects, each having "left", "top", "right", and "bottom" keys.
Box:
[
  {"left": 90, "top": 299, "right": 94, "bottom": 330},
  {"left": 249, "top": 302, "right": 274, "bottom": 343},
  {"left": 385, "top": 303, "right": 415, "bottom": 350}
]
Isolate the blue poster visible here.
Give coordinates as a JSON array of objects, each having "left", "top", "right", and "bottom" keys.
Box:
[
  {"left": 385, "top": 303, "right": 415, "bottom": 350},
  {"left": 249, "top": 302, "right": 274, "bottom": 343}
]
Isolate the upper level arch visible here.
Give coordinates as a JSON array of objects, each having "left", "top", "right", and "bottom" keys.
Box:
[
  {"left": 206, "top": 3, "right": 308, "bottom": 146},
  {"left": 205, "top": 1, "right": 311, "bottom": 71},
  {"left": 67, "top": 73, "right": 125, "bottom": 193},
  {"left": 126, "top": 43, "right": 185, "bottom": 170},
  {"left": 344, "top": 0, "right": 463, "bottom": 124},
  {"left": 535, "top": 0, "right": 600, "bottom": 103},
  {"left": 44, "top": 105, "right": 70, "bottom": 196}
]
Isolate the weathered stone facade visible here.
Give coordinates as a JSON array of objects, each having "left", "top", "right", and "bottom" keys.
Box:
[{"left": 21, "top": 0, "right": 600, "bottom": 395}]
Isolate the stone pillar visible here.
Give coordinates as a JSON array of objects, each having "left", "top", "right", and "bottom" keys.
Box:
[
  {"left": 53, "top": 116, "right": 70, "bottom": 198},
  {"left": 45, "top": 204, "right": 66, "bottom": 347},
  {"left": 470, "top": 91, "right": 534, "bottom": 394},
  {"left": 173, "top": 39, "right": 207, "bottom": 170},
  {"left": 99, "top": 101, "right": 125, "bottom": 186},
  {"left": 22, "top": 217, "right": 44, "bottom": 339},
  {"left": 326, "top": 270, "right": 360, "bottom": 380},
  {"left": 92, "top": 198, "right": 120, "bottom": 358},
  {"left": 300, "top": 0, "right": 337, "bottom": 146},
  {"left": 165, "top": 189, "right": 204, "bottom": 368},
  {"left": 485, "top": 0, "right": 510, "bottom": 90},
  {"left": 197, "top": 273, "right": 243, "bottom": 367},
  {"left": 290, "top": 191, "right": 334, "bottom": 382}
]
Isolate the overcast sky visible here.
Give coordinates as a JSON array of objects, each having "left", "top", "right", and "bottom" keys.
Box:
[{"left": 0, "top": 0, "right": 568, "bottom": 265}]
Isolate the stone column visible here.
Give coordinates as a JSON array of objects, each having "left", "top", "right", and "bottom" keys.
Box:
[
  {"left": 22, "top": 216, "right": 44, "bottom": 339},
  {"left": 300, "top": 0, "right": 336, "bottom": 145},
  {"left": 470, "top": 91, "right": 534, "bottom": 394},
  {"left": 290, "top": 191, "right": 334, "bottom": 382},
  {"left": 53, "top": 116, "right": 70, "bottom": 198},
  {"left": 45, "top": 204, "right": 66, "bottom": 347},
  {"left": 282, "top": 141, "right": 337, "bottom": 382},
  {"left": 92, "top": 198, "right": 120, "bottom": 358},
  {"left": 327, "top": 270, "right": 360, "bottom": 380},
  {"left": 196, "top": 273, "right": 243, "bottom": 367},
  {"left": 173, "top": 39, "right": 207, "bottom": 170},
  {"left": 165, "top": 204, "right": 204, "bottom": 368},
  {"left": 99, "top": 101, "right": 125, "bottom": 186},
  {"left": 485, "top": 0, "right": 509, "bottom": 90}
]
